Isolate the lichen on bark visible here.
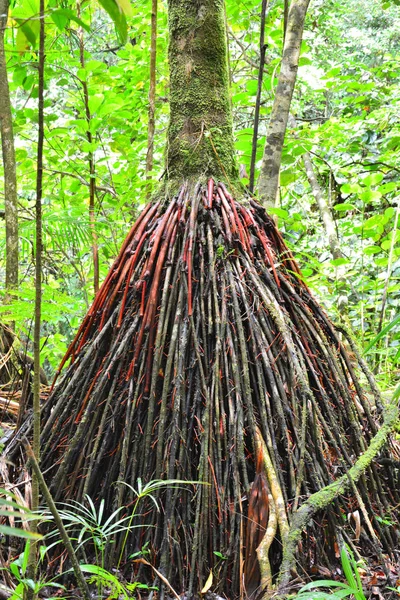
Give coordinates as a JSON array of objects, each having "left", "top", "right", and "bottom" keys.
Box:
[{"left": 166, "top": 0, "right": 237, "bottom": 185}]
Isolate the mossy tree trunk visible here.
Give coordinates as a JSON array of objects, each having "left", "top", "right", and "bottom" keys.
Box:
[{"left": 166, "top": 0, "right": 237, "bottom": 184}]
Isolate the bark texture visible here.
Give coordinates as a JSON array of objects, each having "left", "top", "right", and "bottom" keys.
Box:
[
  {"left": 258, "top": 0, "right": 310, "bottom": 209},
  {"left": 302, "top": 151, "right": 342, "bottom": 261},
  {"left": 0, "top": 0, "right": 18, "bottom": 294},
  {"left": 166, "top": 0, "right": 237, "bottom": 184}
]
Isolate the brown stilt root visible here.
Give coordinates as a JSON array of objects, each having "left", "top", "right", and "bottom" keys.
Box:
[{"left": 4, "top": 180, "right": 400, "bottom": 597}]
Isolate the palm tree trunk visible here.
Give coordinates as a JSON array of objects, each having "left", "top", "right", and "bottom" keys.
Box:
[{"left": 166, "top": 0, "right": 237, "bottom": 184}]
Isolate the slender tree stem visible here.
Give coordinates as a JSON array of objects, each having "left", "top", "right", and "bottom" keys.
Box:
[
  {"left": 23, "top": 439, "right": 91, "bottom": 600},
  {"left": 78, "top": 3, "right": 99, "bottom": 294},
  {"left": 249, "top": 0, "right": 268, "bottom": 192},
  {"left": 145, "top": 0, "right": 158, "bottom": 195},
  {"left": 374, "top": 199, "right": 400, "bottom": 373},
  {"left": 283, "top": 0, "right": 289, "bottom": 44},
  {"left": 26, "top": 1, "right": 45, "bottom": 595},
  {"left": 0, "top": 0, "right": 18, "bottom": 302}
]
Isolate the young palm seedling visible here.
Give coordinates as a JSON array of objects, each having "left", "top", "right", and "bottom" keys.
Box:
[{"left": 293, "top": 545, "right": 367, "bottom": 600}]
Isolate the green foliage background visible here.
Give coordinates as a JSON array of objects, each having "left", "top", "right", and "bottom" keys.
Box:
[{"left": 0, "top": 0, "right": 399, "bottom": 388}]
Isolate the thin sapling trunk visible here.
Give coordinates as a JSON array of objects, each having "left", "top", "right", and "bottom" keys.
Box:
[
  {"left": 249, "top": 0, "right": 268, "bottom": 193},
  {"left": 0, "top": 0, "right": 18, "bottom": 300},
  {"left": 77, "top": 4, "right": 99, "bottom": 295},
  {"left": 26, "top": 0, "right": 45, "bottom": 592},
  {"left": 145, "top": 0, "right": 158, "bottom": 195}
]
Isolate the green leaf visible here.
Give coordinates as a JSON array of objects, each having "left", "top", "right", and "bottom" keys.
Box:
[
  {"left": 379, "top": 182, "right": 397, "bottom": 194},
  {"left": 234, "top": 138, "right": 252, "bottom": 153},
  {"left": 362, "top": 173, "right": 383, "bottom": 186},
  {"left": 50, "top": 8, "right": 91, "bottom": 32},
  {"left": 88, "top": 94, "right": 105, "bottom": 114},
  {"left": 363, "top": 245, "right": 381, "bottom": 255},
  {"left": 98, "top": 0, "right": 128, "bottom": 44},
  {"left": 268, "top": 208, "right": 289, "bottom": 219},
  {"left": 374, "top": 257, "right": 388, "bottom": 267},
  {"left": 280, "top": 170, "right": 296, "bottom": 186},
  {"left": 16, "top": 22, "right": 38, "bottom": 51},
  {"left": 364, "top": 313, "right": 400, "bottom": 354},
  {"left": 333, "top": 203, "right": 356, "bottom": 212},
  {"left": 324, "top": 66, "right": 341, "bottom": 78},
  {"left": 116, "top": 0, "right": 132, "bottom": 17},
  {"left": 299, "top": 56, "right": 312, "bottom": 66},
  {"left": 245, "top": 80, "right": 258, "bottom": 95},
  {"left": 77, "top": 68, "right": 87, "bottom": 81},
  {"left": 13, "top": 66, "right": 27, "bottom": 86},
  {"left": 0, "top": 525, "right": 43, "bottom": 539},
  {"left": 340, "top": 546, "right": 365, "bottom": 600},
  {"left": 330, "top": 258, "right": 350, "bottom": 266},
  {"left": 340, "top": 183, "right": 361, "bottom": 194},
  {"left": 360, "top": 190, "right": 382, "bottom": 203}
]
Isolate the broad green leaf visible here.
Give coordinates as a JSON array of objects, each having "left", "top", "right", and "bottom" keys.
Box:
[
  {"left": 88, "top": 94, "right": 105, "bottom": 115},
  {"left": 334, "top": 203, "right": 356, "bottom": 212},
  {"left": 116, "top": 0, "right": 133, "bottom": 17},
  {"left": 98, "top": 0, "right": 128, "bottom": 44},
  {"left": 360, "top": 190, "right": 382, "bottom": 203},
  {"left": 363, "top": 215, "right": 384, "bottom": 230},
  {"left": 340, "top": 183, "right": 361, "bottom": 194},
  {"left": 379, "top": 182, "right": 397, "bottom": 194},
  {"left": 245, "top": 80, "right": 258, "bottom": 95},
  {"left": 13, "top": 66, "right": 27, "bottom": 86},
  {"left": 268, "top": 208, "right": 289, "bottom": 219},
  {"left": 362, "top": 173, "right": 383, "bottom": 186},
  {"left": 50, "top": 8, "right": 91, "bottom": 32},
  {"left": 374, "top": 257, "right": 389, "bottom": 267},
  {"left": 363, "top": 245, "right": 381, "bottom": 255},
  {"left": 0, "top": 525, "right": 43, "bottom": 539},
  {"left": 324, "top": 67, "right": 341, "bottom": 78},
  {"left": 330, "top": 258, "right": 350, "bottom": 267},
  {"left": 280, "top": 170, "right": 296, "bottom": 186},
  {"left": 16, "top": 22, "right": 39, "bottom": 51}
]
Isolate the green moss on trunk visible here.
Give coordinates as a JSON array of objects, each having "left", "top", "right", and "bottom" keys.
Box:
[{"left": 166, "top": 0, "right": 237, "bottom": 184}]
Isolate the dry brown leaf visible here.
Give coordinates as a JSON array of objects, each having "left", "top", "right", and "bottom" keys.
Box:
[
  {"left": 347, "top": 509, "right": 361, "bottom": 541},
  {"left": 201, "top": 570, "right": 213, "bottom": 595}
]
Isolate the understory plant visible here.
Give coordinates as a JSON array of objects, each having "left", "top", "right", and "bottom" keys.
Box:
[
  {"left": 293, "top": 545, "right": 366, "bottom": 600},
  {"left": 42, "top": 478, "right": 198, "bottom": 597},
  {"left": 7, "top": 542, "right": 66, "bottom": 600}
]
